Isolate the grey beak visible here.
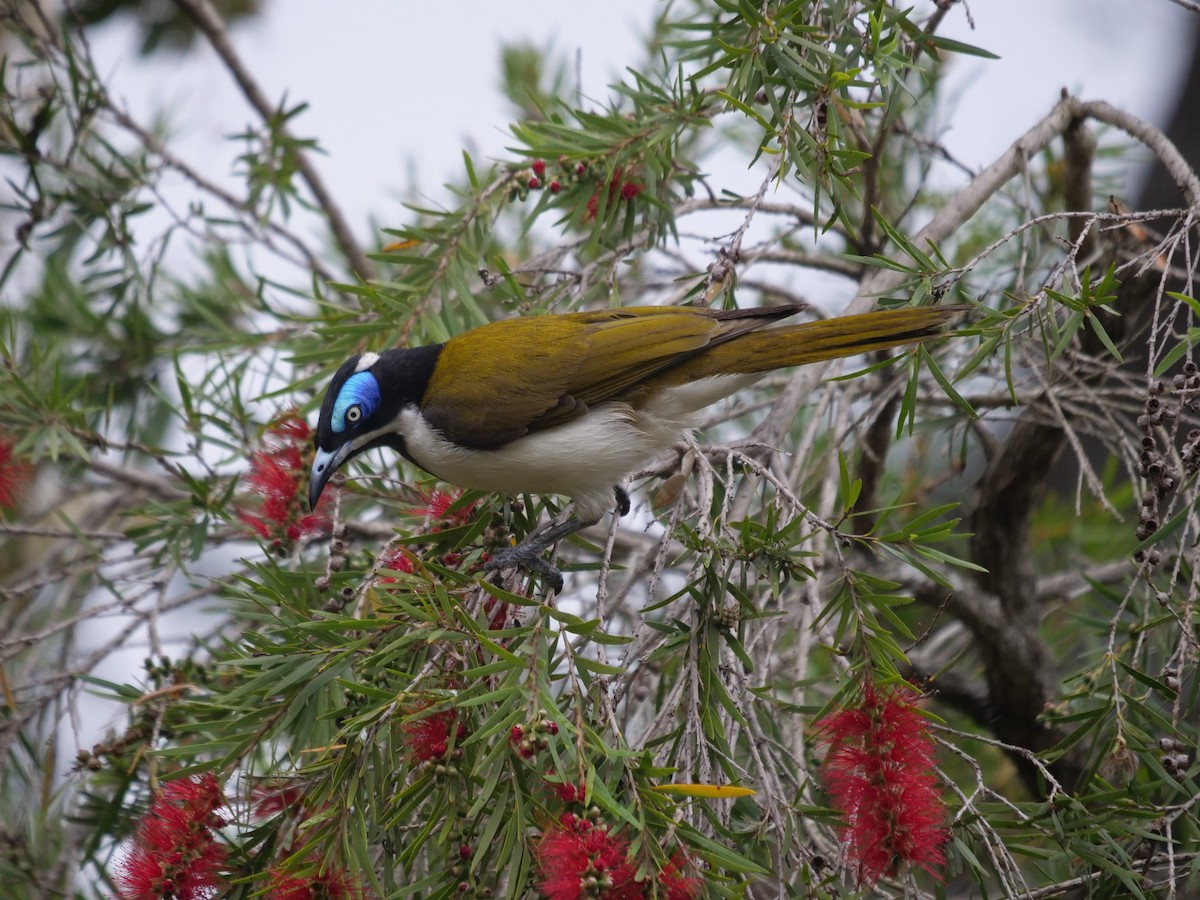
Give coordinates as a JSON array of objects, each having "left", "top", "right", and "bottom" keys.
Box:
[{"left": 309, "top": 445, "right": 351, "bottom": 510}]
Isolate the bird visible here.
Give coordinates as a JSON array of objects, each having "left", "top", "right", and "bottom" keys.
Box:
[{"left": 308, "top": 303, "right": 964, "bottom": 591}]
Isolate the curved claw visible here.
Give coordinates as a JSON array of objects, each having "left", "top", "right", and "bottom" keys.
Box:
[
  {"left": 485, "top": 546, "right": 565, "bottom": 594},
  {"left": 484, "top": 515, "right": 584, "bottom": 594},
  {"left": 613, "top": 485, "right": 631, "bottom": 518}
]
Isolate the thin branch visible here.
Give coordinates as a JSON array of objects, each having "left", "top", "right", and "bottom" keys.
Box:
[{"left": 1074, "top": 98, "right": 1200, "bottom": 207}]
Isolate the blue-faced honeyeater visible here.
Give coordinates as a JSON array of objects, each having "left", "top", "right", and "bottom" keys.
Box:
[{"left": 309, "top": 303, "right": 963, "bottom": 590}]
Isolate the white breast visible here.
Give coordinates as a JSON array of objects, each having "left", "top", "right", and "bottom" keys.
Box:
[
  {"left": 395, "top": 374, "right": 762, "bottom": 522},
  {"left": 398, "top": 403, "right": 681, "bottom": 523}
]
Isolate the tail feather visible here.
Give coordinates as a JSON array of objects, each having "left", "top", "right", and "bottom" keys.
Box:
[{"left": 650, "top": 305, "right": 965, "bottom": 384}]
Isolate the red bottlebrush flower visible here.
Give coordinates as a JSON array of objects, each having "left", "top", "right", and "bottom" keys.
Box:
[
  {"left": 585, "top": 192, "right": 601, "bottom": 219},
  {"left": 287, "top": 513, "right": 328, "bottom": 542},
  {"left": 815, "top": 680, "right": 948, "bottom": 887},
  {"left": 532, "top": 158, "right": 547, "bottom": 177},
  {"left": 408, "top": 487, "right": 477, "bottom": 529},
  {"left": 115, "top": 774, "right": 229, "bottom": 900},
  {"left": 658, "top": 851, "right": 701, "bottom": 900},
  {"left": 268, "top": 416, "right": 312, "bottom": 444},
  {"left": 534, "top": 819, "right": 641, "bottom": 900},
  {"left": 268, "top": 859, "right": 366, "bottom": 900},
  {"left": 239, "top": 510, "right": 273, "bottom": 539},
  {"left": 250, "top": 781, "right": 308, "bottom": 820},
  {"left": 584, "top": 166, "right": 645, "bottom": 220},
  {"left": 239, "top": 413, "right": 330, "bottom": 543},
  {"left": 545, "top": 775, "right": 586, "bottom": 805},
  {"left": 378, "top": 545, "right": 415, "bottom": 583},
  {"left": 401, "top": 707, "right": 464, "bottom": 763},
  {"left": 0, "top": 435, "right": 32, "bottom": 512},
  {"left": 483, "top": 595, "right": 512, "bottom": 629}
]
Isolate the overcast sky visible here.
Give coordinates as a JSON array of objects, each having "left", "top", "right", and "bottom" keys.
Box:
[{"left": 86, "top": 0, "right": 1198, "bottom": 249}]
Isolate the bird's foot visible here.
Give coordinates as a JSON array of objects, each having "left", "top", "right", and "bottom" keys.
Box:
[
  {"left": 484, "top": 516, "right": 585, "bottom": 594},
  {"left": 485, "top": 544, "right": 565, "bottom": 594}
]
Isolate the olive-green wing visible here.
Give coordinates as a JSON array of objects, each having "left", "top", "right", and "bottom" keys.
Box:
[{"left": 420, "top": 307, "right": 760, "bottom": 449}]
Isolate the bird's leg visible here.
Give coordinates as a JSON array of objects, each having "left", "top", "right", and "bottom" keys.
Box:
[
  {"left": 485, "top": 486, "right": 630, "bottom": 594},
  {"left": 485, "top": 514, "right": 585, "bottom": 594}
]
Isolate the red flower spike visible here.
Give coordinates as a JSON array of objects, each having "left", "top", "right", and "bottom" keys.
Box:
[
  {"left": 518, "top": 742, "right": 538, "bottom": 760},
  {"left": 238, "top": 413, "right": 330, "bottom": 543},
  {"left": 658, "top": 851, "right": 701, "bottom": 900},
  {"left": 408, "top": 488, "right": 477, "bottom": 530},
  {"left": 483, "top": 596, "right": 512, "bottom": 629},
  {"left": 0, "top": 436, "right": 32, "bottom": 512},
  {"left": 239, "top": 511, "right": 272, "bottom": 539},
  {"left": 546, "top": 776, "right": 586, "bottom": 805},
  {"left": 815, "top": 680, "right": 948, "bottom": 887},
  {"left": 114, "top": 774, "right": 230, "bottom": 900},
  {"left": 378, "top": 546, "right": 415, "bottom": 583},
  {"left": 269, "top": 416, "right": 311, "bottom": 441},
  {"left": 582, "top": 166, "right": 645, "bottom": 220},
  {"left": 529, "top": 176, "right": 541, "bottom": 190},
  {"left": 250, "top": 782, "right": 308, "bottom": 820},
  {"left": 402, "top": 708, "right": 464, "bottom": 763},
  {"left": 532, "top": 159, "right": 547, "bottom": 177},
  {"left": 534, "top": 818, "right": 641, "bottom": 900}
]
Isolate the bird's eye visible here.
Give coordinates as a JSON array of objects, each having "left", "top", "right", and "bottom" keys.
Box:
[{"left": 330, "top": 371, "right": 380, "bottom": 433}]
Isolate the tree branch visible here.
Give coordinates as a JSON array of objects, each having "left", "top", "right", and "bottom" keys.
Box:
[
  {"left": 171, "top": 0, "right": 376, "bottom": 281},
  {"left": 966, "top": 113, "right": 1172, "bottom": 793}
]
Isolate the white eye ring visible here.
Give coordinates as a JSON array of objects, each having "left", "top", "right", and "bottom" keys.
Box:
[{"left": 346, "top": 405, "right": 362, "bottom": 424}]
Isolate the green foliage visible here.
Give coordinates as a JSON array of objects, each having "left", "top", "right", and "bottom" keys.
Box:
[{"left": 2, "top": 1, "right": 1198, "bottom": 899}]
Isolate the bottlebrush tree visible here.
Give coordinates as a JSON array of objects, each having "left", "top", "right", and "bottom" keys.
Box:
[{"left": 2, "top": 0, "right": 1199, "bottom": 898}]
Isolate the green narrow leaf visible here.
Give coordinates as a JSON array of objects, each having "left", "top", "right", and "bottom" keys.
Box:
[
  {"left": 921, "top": 346, "right": 977, "bottom": 419},
  {"left": 872, "top": 207, "right": 934, "bottom": 270},
  {"left": 463, "top": 150, "right": 479, "bottom": 189},
  {"left": 1085, "top": 312, "right": 1124, "bottom": 362}
]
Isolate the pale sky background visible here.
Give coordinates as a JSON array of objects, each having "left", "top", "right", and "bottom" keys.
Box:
[{"left": 83, "top": 0, "right": 1198, "bottom": 259}]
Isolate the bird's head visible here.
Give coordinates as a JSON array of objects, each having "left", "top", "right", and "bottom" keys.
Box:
[{"left": 308, "top": 347, "right": 440, "bottom": 510}]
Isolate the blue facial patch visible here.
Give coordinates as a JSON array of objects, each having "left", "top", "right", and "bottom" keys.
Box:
[{"left": 331, "top": 371, "right": 381, "bottom": 433}]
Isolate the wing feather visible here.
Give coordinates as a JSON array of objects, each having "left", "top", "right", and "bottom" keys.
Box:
[
  {"left": 417, "top": 303, "right": 961, "bottom": 449},
  {"left": 421, "top": 307, "right": 768, "bottom": 448}
]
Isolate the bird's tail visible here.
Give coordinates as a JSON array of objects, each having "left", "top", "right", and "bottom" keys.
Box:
[{"left": 679, "top": 304, "right": 966, "bottom": 378}]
